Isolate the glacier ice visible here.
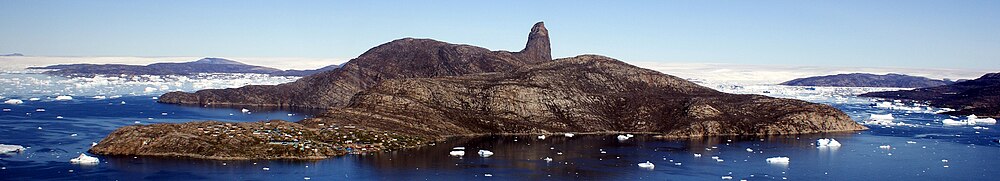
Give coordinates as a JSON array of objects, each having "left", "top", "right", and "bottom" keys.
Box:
[{"left": 816, "top": 138, "right": 842, "bottom": 148}]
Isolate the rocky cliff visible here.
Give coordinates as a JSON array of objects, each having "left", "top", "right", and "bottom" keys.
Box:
[
  {"left": 158, "top": 22, "right": 553, "bottom": 109},
  {"left": 861, "top": 72, "right": 1000, "bottom": 117},
  {"left": 780, "top": 73, "right": 953, "bottom": 88}
]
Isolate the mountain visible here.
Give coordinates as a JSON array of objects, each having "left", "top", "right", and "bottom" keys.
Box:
[
  {"left": 92, "top": 22, "right": 865, "bottom": 160},
  {"left": 780, "top": 73, "right": 953, "bottom": 88},
  {"left": 157, "top": 22, "right": 554, "bottom": 108},
  {"left": 0, "top": 53, "right": 24, "bottom": 56},
  {"left": 861, "top": 72, "right": 1000, "bottom": 117},
  {"left": 270, "top": 64, "right": 343, "bottom": 76},
  {"left": 28, "top": 57, "right": 283, "bottom": 76}
]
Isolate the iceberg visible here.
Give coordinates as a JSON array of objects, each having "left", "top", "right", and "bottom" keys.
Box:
[
  {"left": 543, "top": 157, "right": 553, "bottom": 162},
  {"left": 869, "top": 114, "right": 894, "bottom": 120},
  {"left": 449, "top": 150, "right": 465, "bottom": 157},
  {"left": 745, "top": 148, "right": 754, "bottom": 152},
  {"left": 478, "top": 150, "right": 494, "bottom": 157},
  {"left": 564, "top": 133, "right": 575, "bottom": 137},
  {"left": 54, "top": 95, "right": 73, "bottom": 101},
  {"left": 537, "top": 135, "right": 546, "bottom": 140},
  {"left": 766, "top": 157, "right": 790, "bottom": 164},
  {"left": 694, "top": 153, "right": 702, "bottom": 157},
  {"left": 816, "top": 138, "right": 842, "bottom": 148},
  {"left": 3, "top": 99, "right": 23, "bottom": 105},
  {"left": 967, "top": 115, "right": 997, "bottom": 124},
  {"left": 863, "top": 113, "right": 912, "bottom": 127},
  {"left": 879, "top": 145, "right": 891, "bottom": 149},
  {"left": 69, "top": 153, "right": 99, "bottom": 165},
  {"left": 617, "top": 135, "right": 629, "bottom": 141},
  {"left": 0, "top": 144, "right": 25, "bottom": 153},
  {"left": 92, "top": 95, "right": 106, "bottom": 99},
  {"left": 637, "top": 161, "right": 655, "bottom": 169}
]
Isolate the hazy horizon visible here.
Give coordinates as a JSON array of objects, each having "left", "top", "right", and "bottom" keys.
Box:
[{"left": 2, "top": 1, "right": 998, "bottom": 70}]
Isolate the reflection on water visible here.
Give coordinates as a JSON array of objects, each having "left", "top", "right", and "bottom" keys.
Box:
[{"left": 1, "top": 96, "right": 999, "bottom": 180}]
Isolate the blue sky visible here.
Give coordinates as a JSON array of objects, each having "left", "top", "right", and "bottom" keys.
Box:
[{"left": 1, "top": 0, "right": 998, "bottom": 69}]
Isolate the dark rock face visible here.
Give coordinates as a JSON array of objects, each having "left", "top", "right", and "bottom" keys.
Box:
[
  {"left": 301, "top": 55, "right": 866, "bottom": 139},
  {"left": 29, "top": 58, "right": 283, "bottom": 76},
  {"left": 780, "top": 73, "right": 953, "bottom": 88},
  {"left": 861, "top": 73, "right": 1000, "bottom": 117},
  {"left": 158, "top": 22, "right": 553, "bottom": 109}
]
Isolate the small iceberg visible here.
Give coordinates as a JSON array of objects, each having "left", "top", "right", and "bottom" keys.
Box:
[
  {"left": 745, "top": 148, "right": 754, "bottom": 152},
  {"left": 2, "top": 108, "right": 10, "bottom": 112},
  {"left": 637, "top": 161, "right": 655, "bottom": 169},
  {"left": 241, "top": 108, "right": 251, "bottom": 114},
  {"left": 449, "top": 150, "right": 465, "bottom": 157},
  {"left": 968, "top": 115, "right": 997, "bottom": 124},
  {"left": 816, "top": 138, "right": 842, "bottom": 148},
  {"left": 35, "top": 108, "right": 46, "bottom": 112},
  {"left": 54, "top": 96, "right": 73, "bottom": 101},
  {"left": 478, "top": 150, "right": 494, "bottom": 157},
  {"left": 693, "top": 153, "right": 702, "bottom": 157},
  {"left": 766, "top": 157, "right": 790, "bottom": 164},
  {"left": 564, "top": 133, "right": 575, "bottom": 137},
  {"left": 0, "top": 144, "right": 26, "bottom": 153},
  {"left": 92, "top": 95, "right": 107, "bottom": 100},
  {"left": 616, "top": 135, "right": 629, "bottom": 141},
  {"left": 3, "top": 99, "right": 23, "bottom": 105},
  {"left": 537, "top": 135, "right": 546, "bottom": 140},
  {"left": 879, "top": 145, "right": 891, "bottom": 149},
  {"left": 543, "top": 157, "right": 553, "bottom": 162},
  {"left": 70, "top": 154, "right": 99, "bottom": 165},
  {"left": 28, "top": 98, "right": 40, "bottom": 101}
]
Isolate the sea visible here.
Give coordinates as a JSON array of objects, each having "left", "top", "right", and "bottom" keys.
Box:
[{"left": 1, "top": 73, "right": 998, "bottom": 180}]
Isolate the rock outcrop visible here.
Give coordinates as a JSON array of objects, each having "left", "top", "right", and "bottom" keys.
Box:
[
  {"left": 861, "top": 72, "right": 1000, "bottom": 117},
  {"left": 301, "top": 55, "right": 865, "bottom": 139},
  {"left": 780, "top": 73, "right": 953, "bottom": 88},
  {"left": 158, "top": 22, "right": 553, "bottom": 109},
  {"left": 94, "top": 22, "right": 866, "bottom": 160}
]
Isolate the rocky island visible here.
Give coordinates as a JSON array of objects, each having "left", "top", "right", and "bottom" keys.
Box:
[
  {"left": 92, "top": 22, "right": 867, "bottom": 160},
  {"left": 861, "top": 72, "right": 1000, "bottom": 117},
  {"left": 780, "top": 73, "right": 954, "bottom": 88}
]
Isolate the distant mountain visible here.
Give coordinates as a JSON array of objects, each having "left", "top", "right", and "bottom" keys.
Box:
[
  {"left": 780, "top": 73, "right": 953, "bottom": 88},
  {"left": 0, "top": 53, "right": 24, "bottom": 56},
  {"left": 270, "top": 64, "right": 342, "bottom": 76},
  {"left": 861, "top": 72, "right": 1000, "bottom": 118},
  {"left": 28, "top": 57, "right": 338, "bottom": 76}
]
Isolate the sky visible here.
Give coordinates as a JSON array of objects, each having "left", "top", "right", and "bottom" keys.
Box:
[{"left": 1, "top": 0, "right": 998, "bottom": 70}]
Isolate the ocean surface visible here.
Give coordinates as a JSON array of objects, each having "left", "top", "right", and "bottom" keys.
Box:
[{"left": 1, "top": 73, "right": 998, "bottom": 180}]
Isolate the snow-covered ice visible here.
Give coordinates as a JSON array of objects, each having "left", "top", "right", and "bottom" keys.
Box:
[
  {"left": 54, "top": 95, "right": 73, "bottom": 101},
  {"left": 766, "top": 157, "right": 790, "bottom": 164},
  {"left": 69, "top": 154, "right": 99, "bottom": 165},
  {"left": 3, "top": 99, "right": 23, "bottom": 104},
  {"left": 478, "top": 150, "right": 494, "bottom": 157},
  {"left": 637, "top": 161, "right": 655, "bottom": 169},
  {"left": 816, "top": 138, "right": 842, "bottom": 148},
  {"left": 0, "top": 144, "right": 25, "bottom": 153}
]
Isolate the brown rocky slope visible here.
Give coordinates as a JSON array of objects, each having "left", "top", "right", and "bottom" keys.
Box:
[
  {"left": 93, "top": 22, "right": 866, "bottom": 160},
  {"left": 158, "top": 22, "right": 553, "bottom": 109}
]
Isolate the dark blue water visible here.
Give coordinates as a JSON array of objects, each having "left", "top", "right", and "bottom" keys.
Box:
[{"left": 1, "top": 96, "right": 998, "bottom": 180}]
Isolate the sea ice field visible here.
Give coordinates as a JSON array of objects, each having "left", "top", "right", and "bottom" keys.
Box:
[{"left": 1, "top": 73, "right": 998, "bottom": 180}]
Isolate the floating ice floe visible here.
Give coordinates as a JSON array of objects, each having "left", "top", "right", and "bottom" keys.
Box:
[
  {"left": 766, "top": 157, "right": 790, "bottom": 164},
  {"left": 879, "top": 145, "right": 891, "bottom": 149},
  {"left": 942, "top": 115, "right": 997, "bottom": 126},
  {"left": 0, "top": 144, "right": 25, "bottom": 153},
  {"left": 28, "top": 98, "right": 40, "bottom": 101},
  {"left": 70, "top": 154, "right": 99, "bottom": 165},
  {"left": 816, "top": 138, "right": 842, "bottom": 148},
  {"left": 543, "top": 157, "right": 553, "bottom": 162},
  {"left": 863, "top": 113, "right": 913, "bottom": 127},
  {"left": 637, "top": 161, "right": 655, "bottom": 169},
  {"left": 564, "top": 133, "right": 575, "bottom": 137},
  {"left": 92, "top": 95, "right": 106, "bottom": 99},
  {"left": 262, "top": 167, "right": 270, "bottom": 171},
  {"left": 3, "top": 99, "right": 23, "bottom": 105},
  {"left": 35, "top": 108, "right": 45, "bottom": 112},
  {"left": 537, "top": 135, "right": 546, "bottom": 140},
  {"left": 694, "top": 153, "right": 702, "bottom": 157},
  {"left": 54, "top": 95, "right": 73, "bottom": 101},
  {"left": 746, "top": 148, "right": 754, "bottom": 152},
  {"left": 241, "top": 108, "right": 251, "bottom": 114},
  {"left": 449, "top": 150, "right": 465, "bottom": 157},
  {"left": 617, "top": 135, "right": 629, "bottom": 141},
  {"left": 722, "top": 175, "right": 734, "bottom": 180},
  {"left": 2, "top": 108, "right": 10, "bottom": 112},
  {"left": 906, "top": 141, "right": 917, "bottom": 144},
  {"left": 478, "top": 150, "right": 494, "bottom": 157}
]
